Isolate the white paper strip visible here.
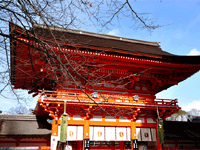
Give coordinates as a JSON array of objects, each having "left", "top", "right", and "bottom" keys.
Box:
[
  {"left": 58, "top": 126, "right": 83, "bottom": 141},
  {"left": 93, "top": 127, "right": 105, "bottom": 141},
  {"left": 105, "top": 127, "right": 115, "bottom": 141},
  {"left": 51, "top": 135, "right": 59, "bottom": 150},
  {"left": 89, "top": 126, "right": 94, "bottom": 141},
  {"left": 67, "top": 126, "right": 76, "bottom": 141},
  {"left": 136, "top": 128, "right": 141, "bottom": 141},
  {"left": 77, "top": 126, "right": 83, "bottom": 140},
  {"left": 126, "top": 127, "right": 131, "bottom": 141},
  {"left": 116, "top": 127, "right": 126, "bottom": 141}
]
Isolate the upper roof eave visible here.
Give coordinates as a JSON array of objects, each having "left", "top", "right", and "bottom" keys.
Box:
[
  {"left": 33, "top": 24, "right": 174, "bottom": 57},
  {"left": 10, "top": 23, "right": 200, "bottom": 65},
  {"left": 35, "top": 24, "right": 160, "bottom": 47}
]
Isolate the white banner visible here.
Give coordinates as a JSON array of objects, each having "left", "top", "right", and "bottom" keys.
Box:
[
  {"left": 77, "top": 126, "right": 83, "bottom": 140},
  {"left": 89, "top": 126, "right": 94, "bottom": 141},
  {"left": 136, "top": 128, "right": 142, "bottom": 141},
  {"left": 67, "top": 126, "right": 77, "bottom": 141},
  {"left": 126, "top": 127, "right": 131, "bottom": 141},
  {"left": 58, "top": 126, "right": 83, "bottom": 141},
  {"left": 105, "top": 127, "right": 115, "bottom": 141},
  {"left": 90, "top": 126, "right": 131, "bottom": 141},
  {"left": 57, "top": 126, "right": 155, "bottom": 142},
  {"left": 116, "top": 127, "right": 127, "bottom": 141},
  {"left": 93, "top": 127, "right": 105, "bottom": 141}
]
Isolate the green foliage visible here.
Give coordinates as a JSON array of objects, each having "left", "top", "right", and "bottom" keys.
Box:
[
  {"left": 166, "top": 109, "right": 187, "bottom": 121},
  {"left": 177, "top": 110, "right": 186, "bottom": 114}
]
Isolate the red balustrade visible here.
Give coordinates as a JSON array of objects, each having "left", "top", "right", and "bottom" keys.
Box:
[{"left": 38, "top": 90, "right": 178, "bottom": 107}]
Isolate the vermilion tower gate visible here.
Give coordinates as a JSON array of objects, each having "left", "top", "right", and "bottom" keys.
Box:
[{"left": 10, "top": 23, "right": 200, "bottom": 150}]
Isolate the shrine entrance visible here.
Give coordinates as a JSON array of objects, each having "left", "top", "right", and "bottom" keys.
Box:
[
  {"left": 55, "top": 126, "right": 134, "bottom": 150},
  {"left": 59, "top": 141, "right": 149, "bottom": 150},
  {"left": 60, "top": 141, "right": 131, "bottom": 150},
  {"left": 90, "top": 141, "right": 131, "bottom": 150}
]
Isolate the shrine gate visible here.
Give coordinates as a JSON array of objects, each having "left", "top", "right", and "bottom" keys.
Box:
[{"left": 9, "top": 23, "right": 200, "bottom": 150}]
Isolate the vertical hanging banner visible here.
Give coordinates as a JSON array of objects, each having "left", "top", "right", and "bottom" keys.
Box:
[
  {"left": 157, "top": 107, "right": 164, "bottom": 144},
  {"left": 60, "top": 115, "right": 68, "bottom": 142},
  {"left": 60, "top": 101, "right": 68, "bottom": 143},
  {"left": 157, "top": 120, "right": 164, "bottom": 144}
]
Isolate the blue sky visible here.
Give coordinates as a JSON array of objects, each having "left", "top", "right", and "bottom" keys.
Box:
[{"left": 1, "top": 0, "right": 200, "bottom": 112}]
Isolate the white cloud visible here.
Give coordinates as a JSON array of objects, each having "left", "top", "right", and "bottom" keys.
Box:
[
  {"left": 107, "top": 29, "right": 119, "bottom": 36},
  {"left": 187, "top": 48, "right": 200, "bottom": 56},
  {"left": 182, "top": 100, "right": 200, "bottom": 111}
]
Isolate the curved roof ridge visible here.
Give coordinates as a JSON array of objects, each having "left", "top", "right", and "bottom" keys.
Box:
[{"left": 35, "top": 24, "right": 161, "bottom": 47}]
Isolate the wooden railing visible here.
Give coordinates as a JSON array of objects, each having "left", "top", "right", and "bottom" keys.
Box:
[{"left": 38, "top": 90, "right": 178, "bottom": 107}]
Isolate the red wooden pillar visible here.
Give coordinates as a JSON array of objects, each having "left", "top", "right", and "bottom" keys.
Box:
[
  {"left": 131, "top": 121, "right": 138, "bottom": 150},
  {"left": 47, "top": 136, "right": 50, "bottom": 146},
  {"left": 175, "top": 140, "right": 178, "bottom": 150},
  {"left": 51, "top": 116, "right": 59, "bottom": 150},
  {"left": 119, "top": 141, "right": 125, "bottom": 150},
  {"left": 111, "top": 141, "right": 115, "bottom": 150},
  {"left": 77, "top": 141, "right": 83, "bottom": 150},
  {"left": 83, "top": 119, "right": 90, "bottom": 150},
  {"left": 16, "top": 137, "right": 20, "bottom": 146},
  {"left": 52, "top": 117, "right": 58, "bottom": 137}
]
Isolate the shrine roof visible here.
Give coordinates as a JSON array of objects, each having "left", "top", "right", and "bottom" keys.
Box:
[
  {"left": 0, "top": 114, "right": 51, "bottom": 136},
  {"left": 33, "top": 24, "right": 200, "bottom": 64},
  {"left": 11, "top": 23, "right": 200, "bottom": 63},
  {"left": 33, "top": 24, "right": 174, "bottom": 58},
  {"left": 9, "top": 23, "right": 200, "bottom": 93}
]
